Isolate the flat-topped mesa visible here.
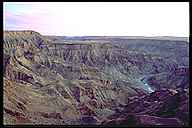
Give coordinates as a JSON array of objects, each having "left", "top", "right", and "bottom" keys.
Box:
[
  {"left": 4, "top": 30, "right": 41, "bottom": 37},
  {"left": 50, "top": 42, "right": 113, "bottom": 54},
  {"left": 3, "top": 30, "right": 50, "bottom": 50}
]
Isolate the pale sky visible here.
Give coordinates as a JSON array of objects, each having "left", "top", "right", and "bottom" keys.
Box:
[{"left": 3, "top": 2, "right": 189, "bottom": 37}]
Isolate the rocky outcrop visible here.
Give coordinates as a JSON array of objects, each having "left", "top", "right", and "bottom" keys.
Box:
[{"left": 102, "top": 88, "right": 188, "bottom": 126}]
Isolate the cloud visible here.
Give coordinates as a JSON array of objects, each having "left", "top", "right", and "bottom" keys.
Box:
[{"left": 3, "top": 4, "right": 51, "bottom": 32}]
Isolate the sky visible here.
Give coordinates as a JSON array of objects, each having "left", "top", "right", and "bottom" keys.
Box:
[{"left": 3, "top": 2, "right": 189, "bottom": 37}]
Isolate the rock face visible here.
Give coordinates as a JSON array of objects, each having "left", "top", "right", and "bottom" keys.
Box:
[{"left": 3, "top": 31, "right": 189, "bottom": 126}]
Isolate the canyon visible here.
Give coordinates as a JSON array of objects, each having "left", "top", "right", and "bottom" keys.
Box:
[{"left": 3, "top": 31, "right": 189, "bottom": 126}]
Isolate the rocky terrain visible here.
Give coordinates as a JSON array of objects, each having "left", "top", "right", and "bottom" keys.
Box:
[{"left": 3, "top": 31, "right": 189, "bottom": 126}]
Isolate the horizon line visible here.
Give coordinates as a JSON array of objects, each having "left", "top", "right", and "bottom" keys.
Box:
[{"left": 3, "top": 30, "right": 189, "bottom": 38}]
